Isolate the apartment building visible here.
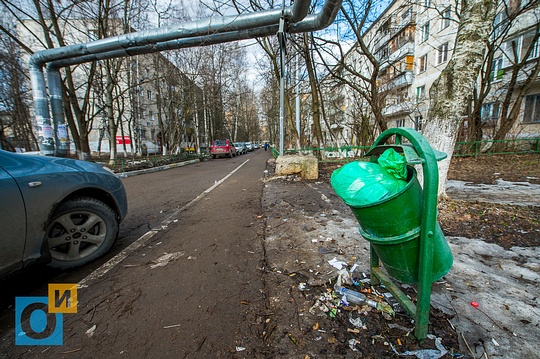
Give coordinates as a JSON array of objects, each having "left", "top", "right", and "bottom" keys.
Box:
[
  {"left": 17, "top": 18, "right": 203, "bottom": 156},
  {"left": 325, "top": 0, "right": 539, "bottom": 149}
]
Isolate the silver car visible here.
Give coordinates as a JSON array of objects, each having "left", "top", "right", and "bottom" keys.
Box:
[{"left": 0, "top": 150, "right": 128, "bottom": 278}]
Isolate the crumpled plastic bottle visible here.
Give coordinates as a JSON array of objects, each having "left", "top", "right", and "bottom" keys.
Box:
[{"left": 335, "top": 286, "right": 395, "bottom": 316}]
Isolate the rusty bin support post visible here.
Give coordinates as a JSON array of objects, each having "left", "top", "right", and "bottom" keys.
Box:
[{"left": 366, "top": 127, "right": 448, "bottom": 340}]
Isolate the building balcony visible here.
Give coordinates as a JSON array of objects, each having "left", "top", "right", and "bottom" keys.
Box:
[
  {"left": 389, "top": 42, "right": 414, "bottom": 63},
  {"left": 373, "top": 33, "right": 391, "bottom": 49},
  {"left": 383, "top": 101, "right": 414, "bottom": 116},
  {"left": 378, "top": 72, "right": 413, "bottom": 92}
]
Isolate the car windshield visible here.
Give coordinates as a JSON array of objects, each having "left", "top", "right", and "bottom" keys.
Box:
[
  {"left": 214, "top": 140, "right": 227, "bottom": 146},
  {"left": 234, "top": 143, "right": 240, "bottom": 146}
]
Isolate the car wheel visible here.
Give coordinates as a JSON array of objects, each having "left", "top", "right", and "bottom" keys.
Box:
[{"left": 45, "top": 198, "right": 119, "bottom": 269}]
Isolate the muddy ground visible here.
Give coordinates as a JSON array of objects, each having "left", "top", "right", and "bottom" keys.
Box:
[
  {"left": 261, "top": 153, "right": 539, "bottom": 358},
  {"left": 442, "top": 154, "right": 540, "bottom": 249}
]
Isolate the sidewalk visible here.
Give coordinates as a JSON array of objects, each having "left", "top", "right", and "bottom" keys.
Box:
[{"left": 261, "top": 172, "right": 539, "bottom": 358}]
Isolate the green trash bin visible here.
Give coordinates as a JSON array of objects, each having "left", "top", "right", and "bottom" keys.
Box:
[{"left": 333, "top": 164, "right": 453, "bottom": 284}]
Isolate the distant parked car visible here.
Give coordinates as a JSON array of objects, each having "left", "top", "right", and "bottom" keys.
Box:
[
  {"left": 245, "top": 142, "right": 254, "bottom": 152},
  {"left": 234, "top": 142, "right": 246, "bottom": 155},
  {"left": 141, "top": 141, "right": 160, "bottom": 155},
  {"left": 0, "top": 149, "right": 128, "bottom": 279},
  {"left": 211, "top": 139, "right": 236, "bottom": 158}
]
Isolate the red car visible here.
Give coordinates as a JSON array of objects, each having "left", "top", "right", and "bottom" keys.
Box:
[{"left": 210, "top": 139, "right": 237, "bottom": 159}]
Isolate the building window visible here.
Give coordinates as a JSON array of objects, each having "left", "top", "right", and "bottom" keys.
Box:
[
  {"left": 414, "top": 116, "right": 424, "bottom": 131},
  {"left": 525, "top": 30, "right": 540, "bottom": 60},
  {"left": 147, "top": 90, "right": 152, "bottom": 100},
  {"left": 529, "top": 39, "right": 540, "bottom": 60},
  {"left": 441, "top": 7, "right": 451, "bottom": 30},
  {"left": 438, "top": 43, "right": 449, "bottom": 64},
  {"left": 396, "top": 119, "right": 405, "bottom": 127},
  {"left": 523, "top": 94, "right": 540, "bottom": 123},
  {"left": 419, "top": 54, "right": 428, "bottom": 73},
  {"left": 402, "top": 7, "right": 412, "bottom": 19},
  {"left": 492, "top": 12, "right": 506, "bottom": 40},
  {"left": 424, "top": 0, "right": 431, "bottom": 8},
  {"left": 481, "top": 103, "right": 500, "bottom": 125},
  {"left": 421, "top": 22, "right": 430, "bottom": 42},
  {"left": 530, "top": 37, "right": 540, "bottom": 60},
  {"left": 490, "top": 57, "right": 504, "bottom": 82},
  {"left": 149, "top": 110, "right": 154, "bottom": 121},
  {"left": 416, "top": 85, "right": 426, "bottom": 102}
]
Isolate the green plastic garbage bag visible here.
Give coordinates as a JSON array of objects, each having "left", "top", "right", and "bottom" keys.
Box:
[
  {"left": 377, "top": 148, "right": 407, "bottom": 180},
  {"left": 330, "top": 160, "right": 407, "bottom": 207}
]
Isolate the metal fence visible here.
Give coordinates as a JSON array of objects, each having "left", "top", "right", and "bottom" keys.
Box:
[
  {"left": 453, "top": 138, "right": 540, "bottom": 157},
  {"left": 270, "top": 138, "right": 540, "bottom": 161}
]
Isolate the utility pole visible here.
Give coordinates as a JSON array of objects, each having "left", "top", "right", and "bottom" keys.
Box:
[{"left": 277, "top": 4, "right": 287, "bottom": 156}]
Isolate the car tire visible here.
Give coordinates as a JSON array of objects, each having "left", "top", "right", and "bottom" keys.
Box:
[{"left": 45, "top": 198, "right": 119, "bottom": 269}]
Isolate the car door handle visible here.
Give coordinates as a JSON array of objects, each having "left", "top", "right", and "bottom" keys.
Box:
[{"left": 28, "top": 181, "right": 42, "bottom": 187}]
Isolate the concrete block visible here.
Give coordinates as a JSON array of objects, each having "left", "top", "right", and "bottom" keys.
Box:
[{"left": 275, "top": 154, "right": 318, "bottom": 179}]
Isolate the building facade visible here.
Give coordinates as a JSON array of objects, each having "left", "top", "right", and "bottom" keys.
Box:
[
  {"left": 325, "top": 0, "right": 540, "bottom": 150},
  {"left": 17, "top": 18, "right": 203, "bottom": 156}
]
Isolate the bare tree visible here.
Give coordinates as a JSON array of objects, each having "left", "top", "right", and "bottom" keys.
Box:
[
  {"left": 314, "top": 0, "right": 395, "bottom": 147},
  {"left": 0, "top": 26, "right": 39, "bottom": 151},
  {"left": 422, "top": 0, "right": 497, "bottom": 195},
  {"left": 464, "top": 0, "right": 540, "bottom": 147}
]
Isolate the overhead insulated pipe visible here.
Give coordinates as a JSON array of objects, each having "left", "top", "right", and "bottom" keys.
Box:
[
  {"left": 30, "top": 0, "right": 342, "bottom": 155},
  {"left": 48, "top": 0, "right": 342, "bottom": 67}
]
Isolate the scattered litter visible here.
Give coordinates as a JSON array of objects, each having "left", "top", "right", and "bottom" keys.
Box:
[
  {"left": 349, "top": 338, "right": 359, "bottom": 351},
  {"left": 287, "top": 333, "right": 299, "bottom": 345},
  {"left": 336, "top": 268, "right": 353, "bottom": 286},
  {"left": 349, "top": 316, "right": 365, "bottom": 329},
  {"left": 388, "top": 323, "right": 413, "bottom": 333},
  {"left": 492, "top": 338, "right": 500, "bottom": 346},
  {"left": 298, "top": 282, "right": 307, "bottom": 291},
  {"left": 235, "top": 346, "right": 246, "bottom": 352},
  {"left": 335, "top": 285, "right": 367, "bottom": 305},
  {"left": 163, "top": 324, "right": 182, "bottom": 329},
  {"left": 150, "top": 252, "right": 185, "bottom": 269},
  {"left": 85, "top": 324, "right": 96, "bottom": 338},
  {"left": 399, "top": 334, "right": 448, "bottom": 359},
  {"left": 470, "top": 301, "right": 479, "bottom": 308},
  {"left": 328, "top": 257, "right": 347, "bottom": 270}
]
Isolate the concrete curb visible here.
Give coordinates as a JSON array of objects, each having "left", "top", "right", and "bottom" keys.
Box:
[{"left": 115, "top": 158, "right": 200, "bottom": 178}]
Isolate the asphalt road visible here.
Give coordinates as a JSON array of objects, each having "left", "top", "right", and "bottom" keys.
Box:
[{"left": 0, "top": 148, "right": 273, "bottom": 358}]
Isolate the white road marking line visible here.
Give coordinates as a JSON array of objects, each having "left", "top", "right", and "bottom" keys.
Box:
[{"left": 79, "top": 159, "right": 250, "bottom": 288}]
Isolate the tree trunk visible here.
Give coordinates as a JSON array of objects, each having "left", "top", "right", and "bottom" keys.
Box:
[{"left": 423, "top": 0, "right": 496, "bottom": 196}]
